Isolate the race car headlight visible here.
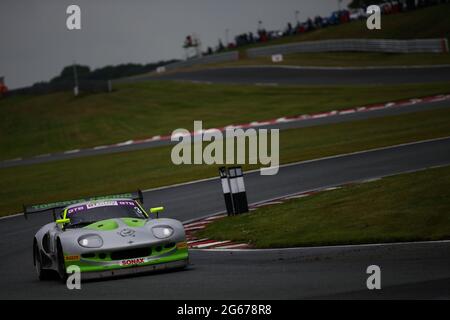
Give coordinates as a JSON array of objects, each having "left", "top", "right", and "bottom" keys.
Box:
[
  {"left": 78, "top": 235, "right": 103, "bottom": 248},
  {"left": 152, "top": 226, "right": 174, "bottom": 239}
]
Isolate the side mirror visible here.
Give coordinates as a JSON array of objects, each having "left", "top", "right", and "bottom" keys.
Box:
[
  {"left": 55, "top": 218, "right": 70, "bottom": 225},
  {"left": 150, "top": 206, "right": 164, "bottom": 218}
]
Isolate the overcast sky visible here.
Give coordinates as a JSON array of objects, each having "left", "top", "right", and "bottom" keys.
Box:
[{"left": 0, "top": 0, "right": 350, "bottom": 89}]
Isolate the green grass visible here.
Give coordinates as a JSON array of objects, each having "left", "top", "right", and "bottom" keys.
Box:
[
  {"left": 197, "top": 165, "right": 450, "bottom": 248},
  {"left": 2, "top": 81, "right": 450, "bottom": 160},
  {"left": 1, "top": 107, "right": 450, "bottom": 216},
  {"left": 237, "top": 3, "right": 450, "bottom": 52},
  {"left": 205, "top": 52, "right": 450, "bottom": 68}
]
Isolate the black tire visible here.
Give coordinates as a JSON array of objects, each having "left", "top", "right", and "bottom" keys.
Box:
[
  {"left": 56, "top": 240, "right": 68, "bottom": 283},
  {"left": 33, "top": 241, "right": 52, "bottom": 281}
]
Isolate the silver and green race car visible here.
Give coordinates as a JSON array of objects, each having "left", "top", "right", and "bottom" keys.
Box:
[{"left": 25, "top": 191, "right": 189, "bottom": 282}]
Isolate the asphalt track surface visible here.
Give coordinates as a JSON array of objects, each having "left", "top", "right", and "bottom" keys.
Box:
[
  {"left": 150, "top": 65, "right": 450, "bottom": 85},
  {"left": 1, "top": 97, "right": 449, "bottom": 169},
  {"left": 1, "top": 137, "right": 450, "bottom": 299}
]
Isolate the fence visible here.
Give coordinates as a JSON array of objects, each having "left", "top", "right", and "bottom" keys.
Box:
[{"left": 246, "top": 38, "right": 449, "bottom": 57}]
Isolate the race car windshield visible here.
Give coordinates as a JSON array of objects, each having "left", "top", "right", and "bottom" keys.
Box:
[{"left": 65, "top": 200, "right": 146, "bottom": 227}]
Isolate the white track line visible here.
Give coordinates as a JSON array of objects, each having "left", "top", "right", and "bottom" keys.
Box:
[
  {"left": 322, "top": 186, "right": 341, "bottom": 191},
  {"left": 192, "top": 240, "right": 232, "bottom": 248},
  {"left": 205, "top": 214, "right": 227, "bottom": 221},
  {"left": 215, "top": 243, "right": 250, "bottom": 249},
  {"left": 4, "top": 158, "right": 22, "bottom": 162},
  {"left": 64, "top": 149, "right": 80, "bottom": 154},
  {"left": 34, "top": 154, "right": 51, "bottom": 158},
  {"left": 116, "top": 140, "right": 134, "bottom": 146},
  {"left": 195, "top": 239, "right": 450, "bottom": 252},
  {"left": 93, "top": 145, "right": 108, "bottom": 150}
]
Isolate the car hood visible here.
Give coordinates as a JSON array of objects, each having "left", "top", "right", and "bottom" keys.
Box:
[{"left": 58, "top": 217, "right": 185, "bottom": 254}]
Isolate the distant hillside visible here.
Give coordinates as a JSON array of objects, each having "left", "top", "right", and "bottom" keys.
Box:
[{"left": 8, "top": 60, "right": 178, "bottom": 96}]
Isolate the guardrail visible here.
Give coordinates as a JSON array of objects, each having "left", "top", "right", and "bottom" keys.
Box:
[
  {"left": 246, "top": 38, "right": 449, "bottom": 57},
  {"left": 164, "top": 51, "right": 239, "bottom": 71}
]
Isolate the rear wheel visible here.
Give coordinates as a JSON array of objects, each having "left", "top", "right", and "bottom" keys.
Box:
[
  {"left": 56, "top": 240, "right": 68, "bottom": 283},
  {"left": 33, "top": 241, "right": 52, "bottom": 280}
]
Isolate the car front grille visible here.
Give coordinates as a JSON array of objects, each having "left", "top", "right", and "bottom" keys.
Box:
[
  {"left": 80, "top": 243, "right": 177, "bottom": 261},
  {"left": 110, "top": 247, "right": 152, "bottom": 260}
]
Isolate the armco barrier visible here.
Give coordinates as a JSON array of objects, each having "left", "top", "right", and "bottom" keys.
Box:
[
  {"left": 246, "top": 38, "right": 449, "bottom": 57},
  {"left": 164, "top": 51, "right": 239, "bottom": 70}
]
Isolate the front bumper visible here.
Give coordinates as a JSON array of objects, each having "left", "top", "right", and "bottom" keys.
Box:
[
  {"left": 65, "top": 241, "right": 189, "bottom": 279},
  {"left": 80, "top": 258, "right": 189, "bottom": 280}
]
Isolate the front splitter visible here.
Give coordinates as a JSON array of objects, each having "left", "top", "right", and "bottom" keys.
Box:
[{"left": 80, "top": 259, "right": 189, "bottom": 281}]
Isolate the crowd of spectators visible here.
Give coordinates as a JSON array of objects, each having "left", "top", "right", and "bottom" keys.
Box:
[{"left": 196, "top": 0, "right": 448, "bottom": 56}]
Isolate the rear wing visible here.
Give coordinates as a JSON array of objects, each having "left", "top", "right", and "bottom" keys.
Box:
[{"left": 23, "top": 190, "right": 144, "bottom": 219}]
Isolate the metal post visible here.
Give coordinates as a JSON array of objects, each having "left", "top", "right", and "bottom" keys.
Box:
[
  {"left": 73, "top": 61, "right": 79, "bottom": 96},
  {"left": 225, "top": 28, "right": 229, "bottom": 46},
  {"left": 234, "top": 166, "right": 249, "bottom": 214},
  {"left": 219, "top": 167, "right": 234, "bottom": 215},
  {"left": 228, "top": 166, "right": 249, "bottom": 215}
]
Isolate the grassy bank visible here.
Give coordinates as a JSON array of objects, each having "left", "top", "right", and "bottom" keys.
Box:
[
  {"left": 1, "top": 107, "right": 449, "bottom": 216},
  {"left": 198, "top": 166, "right": 450, "bottom": 248},
  {"left": 238, "top": 3, "right": 450, "bottom": 52},
  {"left": 2, "top": 81, "right": 450, "bottom": 160}
]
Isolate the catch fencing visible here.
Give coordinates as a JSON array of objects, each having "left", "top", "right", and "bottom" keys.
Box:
[{"left": 246, "top": 38, "right": 449, "bottom": 57}]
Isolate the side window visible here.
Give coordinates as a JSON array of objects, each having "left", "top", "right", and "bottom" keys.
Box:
[
  {"left": 133, "top": 206, "right": 145, "bottom": 218},
  {"left": 42, "top": 232, "right": 51, "bottom": 253}
]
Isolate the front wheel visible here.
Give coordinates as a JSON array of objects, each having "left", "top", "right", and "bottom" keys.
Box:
[
  {"left": 33, "top": 241, "right": 52, "bottom": 280},
  {"left": 56, "top": 240, "right": 68, "bottom": 283}
]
